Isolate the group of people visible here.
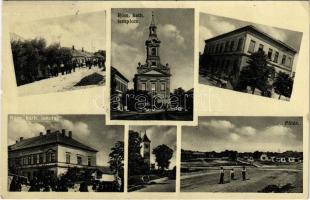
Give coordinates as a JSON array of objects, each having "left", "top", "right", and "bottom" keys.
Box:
[
  {"left": 219, "top": 166, "right": 247, "bottom": 184},
  {"left": 9, "top": 174, "right": 121, "bottom": 192},
  {"left": 46, "top": 59, "right": 105, "bottom": 78}
]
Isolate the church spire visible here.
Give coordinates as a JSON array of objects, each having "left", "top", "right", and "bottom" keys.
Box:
[
  {"left": 149, "top": 11, "right": 157, "bottom": 38},
  {"left": 150, "top": 11, "right": 155, "bottom": 26}
]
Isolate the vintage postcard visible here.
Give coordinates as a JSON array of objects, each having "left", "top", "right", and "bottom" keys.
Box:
[
  {"left": 181, "top": 116, "right": 303, "bottom": 193},
  {"left": 1, "top": 1, "right": 309, "bottom": 200},
  {"left": 110, "top": 8, "right": 194, "bottom": 121},
  {"left": 199, "top": 12, "right": 303, "bottom": 101},
  {"left": 9, "top": 10, "right": 106, "bottom": 96},
  {"left": 7, "top": 114, "right": 124, "bottom": 192}
]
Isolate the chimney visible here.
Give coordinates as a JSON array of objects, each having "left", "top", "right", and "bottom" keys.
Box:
[
  {"left": 47, "top": 130, "right": 51, "bottom": 134},
  {"left": 61, "top": 129, "right": 66, "bottom": 136},
  {"left": 72, "top": 45, "right": 75, "bottom": 50},
  {"left": 39, "top": 132, "right": 43, "bottom": 136},
  {"left": 16, "top": 140, "right": 18, "bottom": 144},
  {"left": 82, "top": 47, "right": 84, "bottom": 52},
  {"left": 20, "top": 137, "right": 23, "bottom": 141},
  {"left": 68, "top": 131, "right": 72, "bottom": 138}
]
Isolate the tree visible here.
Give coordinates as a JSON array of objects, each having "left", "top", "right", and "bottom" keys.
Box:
[
  {"left": 128, "top": 131, "right": 148, "bottom": 176},
  {"left": 236, "top": 50, "right": 274, "bottom": 94},
  {"left": 109, "top": 141, "right": 124, "bottom": 191},
  {"left": 273, "top": 71, "right": 293, "bottom": 99},
  {"left": 152, "top": 144, "right": 174, "bottom": 171}
]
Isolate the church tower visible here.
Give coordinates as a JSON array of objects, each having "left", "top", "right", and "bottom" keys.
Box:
[
  {"left": 145, "top": 12, "right": 161, "bottom": 67},
  {"left": 134, "top": 11, "right": 171, "bottom": 105},
  {"left": 141, "top": 131, "right": 151, "bottom": 169}
]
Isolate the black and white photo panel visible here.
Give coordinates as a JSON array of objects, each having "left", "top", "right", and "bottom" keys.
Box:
[
  {"left": 110, "top": 8, "right": 194, "bottom": 121},
  {"left": 8, "top": 115, "right": 124, "bottom": 192},
  {"left": 181, "top": 116, "right": 303, "bottom": 193},
  {"left": 199, "top": 12, "right": 303, "bottom": 101}
]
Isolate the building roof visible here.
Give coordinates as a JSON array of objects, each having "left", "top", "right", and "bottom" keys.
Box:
[
  {"left": 111, "top": 66, "right": 129, "bottom": 82},
  {"left": 142, "top": 133, "right": 151, "bottom": 143},
  {"left": 8, "top": 131, "right": 98, "bottom": 152},
  {"left": 204, "top": 25, "right": 297, "bottom": 53},
  {"left": 71, "top": 49, "right": 94, "bottom": 58}
]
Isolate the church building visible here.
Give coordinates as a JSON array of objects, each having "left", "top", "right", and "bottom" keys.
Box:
[{"left": 133, "top": 12, "right": 171, "bottom": 104}]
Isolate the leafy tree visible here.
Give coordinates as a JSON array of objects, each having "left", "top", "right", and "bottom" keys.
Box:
[
  {"left": 44, "top": 43, "right": 61, "bottom": 65},
  {"left": 128, "top": 131, "right": 148, "bottom": 176},
  {"left": 273, "top": 71, "right": 293, "bottom": 99},
  {"left": 152, "top": 144, "right": 174, "bottom": 171},
  {"left": 236, "top": 50, "right": 274, "bottom": 94},
  {"left": 109, "top": 141, "right": 124, "bottom": 191}
]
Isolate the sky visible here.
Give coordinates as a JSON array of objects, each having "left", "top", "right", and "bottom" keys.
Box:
[
  {"left": 8, "top": 115, "right": 123, "bottom": 166},
  {"left": 182, "top": 116, "right": 303, "bottom": 153},
  {"left": 129, "top": 125, "right": 176, "bottom": 170},
  {"left": 199, "top": 12, "right": 303, "bottom": 72},
  {"left": 9, "top": 10, "right": 106, "bottom": 52},
  {"left": 112, "top": 8, "right": 194, "bottom": 91}
]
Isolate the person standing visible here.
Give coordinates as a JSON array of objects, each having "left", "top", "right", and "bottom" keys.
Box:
[
  {"left": 60, "top": 63, "right": 65, "bottom": 75},
  {"left": 242, "top": 166, "right": 247, "bottom": 181},
  {"left": 219, "top": 167, "right": 224, "bottom": 184},
  {"left": 230, "top": 168, "right": 235, "bottom": 180}
]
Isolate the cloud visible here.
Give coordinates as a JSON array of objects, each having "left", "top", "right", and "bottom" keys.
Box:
[
  {"left": 8, "top": 118, "right": 46, "bottom": 145},
  {"left": 203, "top": 119, "right": 235, "bottom": 130},
  {"left": 10, "top": 12, "right": 106, "bottom": 51},
  {"left": 261, "top": 125, "right": 296, "bottom": 138},
  {"left": 236, "top": 126, "right": 256, "bottom": 136},
  {"left": 256, "top": 25, "right": 288, "bottom": 42},
  {"left": 199, "top": 25, "right": 213, "bottom": 52},
  {"left": 159, "top": 24, "right": 185, "bottom": 46},
  {"left": 200, "top": 15, "right": 236, "bottom": 52},
  {"left": 230, "top": 133, "right": 240, "bottom": 141}
]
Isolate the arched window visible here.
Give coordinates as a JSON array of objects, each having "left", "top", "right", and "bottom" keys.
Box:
[{"left": 151, "top": 48, "right": 156, "bottom": 56}]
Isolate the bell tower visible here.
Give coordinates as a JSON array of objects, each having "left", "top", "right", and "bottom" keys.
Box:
[
  {"left": 145, "top": 12, "right": 161, "bottom": 67},
  {"left": 141, "top": 131, "right": 151, "bottom": 169}
]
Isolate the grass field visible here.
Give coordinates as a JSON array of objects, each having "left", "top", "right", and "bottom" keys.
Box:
[{"left": 181, "top": 164, "right": 302, "bottom": 193}]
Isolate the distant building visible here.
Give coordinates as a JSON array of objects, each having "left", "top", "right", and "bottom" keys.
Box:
[
  {"left": 133, "top": 13, "right": 171, "bottom": 104},
  {"left": 111, "top": 66, "right": 129, "bottom": 111},
  {"left": 140, "top": 133, "right": 151, "bottom": 169},
  {"left": 200, "top": 25, "right": 297, "bottom": 88},
  {"left": 71, "top": 46, "right": 105, "bottom": 67},
  {"left": 260, "top": 153, "right": 269, "bottom": 161},
  {"left": 8, "top": 129, "right": 97, "bottom": 180}
]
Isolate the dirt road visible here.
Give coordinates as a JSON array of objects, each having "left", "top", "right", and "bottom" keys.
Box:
[{"left": 181, "top": 167, "right": 302, "bottom": 193}]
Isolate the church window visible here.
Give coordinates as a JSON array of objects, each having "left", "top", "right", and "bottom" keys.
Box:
[
  {"left": 151, "top": 48, "right": 156, "bottom": 56},
  {"left": 258, "top": 44, "right": 264, "bottom": 52},
  {"left": 151, "top": 61, "right": 156, "bottom": 66},
  {"left": 160, "top": 83, "right": 165, "bottom": 91},
  {"left": 151, "top": 83, "right": 156, "bottom": 91},
  {"left": 141, "top": 83, "right": 146, "bottom": 91}
]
